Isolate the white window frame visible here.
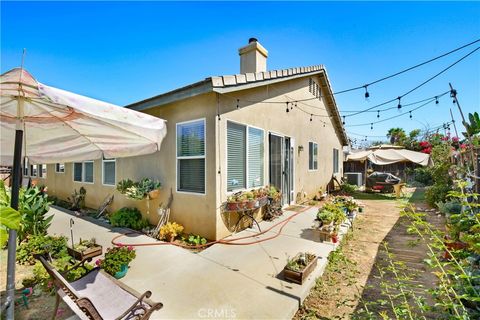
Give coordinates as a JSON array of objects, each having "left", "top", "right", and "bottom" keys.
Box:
[
  {"left": 38, "top": 164, "right": 46, "bottom": 178},
  {"left": 102, "top": 158, "right": 116, "bottom": 186},
  {"left": 175, "top": 118, "right": 206, "bottom": 195},
  {"left": 333, "top": 148, "right": 339, "bottom": 174},
  {"left": 225, "top": 119, "right": 266, "bottom": 193},
  {"left": 55, "top": 163, "right": 65, "bottom": 173},
  {"left": 30, "top": 164, "right": 38, "bottom": 177},
  {"left": 73, "top": 161, "right": 94, "bottom": 184},
  {"left": 308, "top": 141, "right": 318, "bottom": 171}
]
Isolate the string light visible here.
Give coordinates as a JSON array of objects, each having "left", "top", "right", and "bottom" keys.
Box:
[
  {"left": 377, "top": 110, "right": 380, "bottom": 118},
  {"left": 286, "top": 102, "right": 289, "bottom": 113},
  {"left": 370, "top": 123, "right": 373, "bottom": 130},
  {"left": 364, "top": 85, "right": 370, "bottom": 98},
  {"left": 217, "top": 113, "right": 221, "bottom": 121},
  {"left": 310, "top": 114, "right": 313, "bottom": 122},
  {"left": 435, "top": 96, "right": 439, "bottom": 104},
  {"left": 409, "top": 111, "right": 412, "bottom": 119},
  {"left": 291, "top": 102, "right": 295, "bottom": 110},
  {"left": 236, "top": 99, "right": 239, "bottom": 109},
  {"left": 397, "top": 97, "right": 402, "bottom": 110},
  {"left": 342, "top": 116, "right": 345, "bottom": 125}
]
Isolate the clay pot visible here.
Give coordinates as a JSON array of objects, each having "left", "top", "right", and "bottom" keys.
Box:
[{"left": 148, "top": 189, "right": 160, "bottom": 199}]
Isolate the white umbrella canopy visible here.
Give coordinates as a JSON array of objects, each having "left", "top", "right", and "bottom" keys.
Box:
[
  {"left": 0, "top": 67, "right": 167, "bottom": 318},
  {"left": 1, "top": 68, "right": 167, "bottom": 165}
]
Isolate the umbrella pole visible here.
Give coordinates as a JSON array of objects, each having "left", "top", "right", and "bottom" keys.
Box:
[{"left": 5, "top": 129, "right": 23, "bottom": 319}]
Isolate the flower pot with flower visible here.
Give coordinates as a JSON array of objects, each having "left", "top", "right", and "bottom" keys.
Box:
[{"left": 97, "top": 245, "right": 136, "bottom": 279}]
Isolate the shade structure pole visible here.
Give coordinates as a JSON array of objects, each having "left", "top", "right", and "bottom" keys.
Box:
[{"left": 5, "top": 128, "right": 23, "bottom": 319}]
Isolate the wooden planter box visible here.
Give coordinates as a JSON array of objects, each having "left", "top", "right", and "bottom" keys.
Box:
[
  {"left": 283, "top": 253, "right": 318, "bottom": 285},
  {"left": 68, "top": 245, "right": 103, "bottom": 260}
]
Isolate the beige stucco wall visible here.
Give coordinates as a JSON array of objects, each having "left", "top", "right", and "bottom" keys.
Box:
[
  {"left": 45, "top": 93, "right": 219, "bottom": 240},
  {"left": 214, "top": 75, "right": 344, "bottom": 239},
  {"left": 44, "top": 74, "right": 344, "bottom": 241}
]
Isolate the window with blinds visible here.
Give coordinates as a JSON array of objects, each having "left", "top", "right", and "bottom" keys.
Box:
[
  {"left": 333, "top": 148, "right": 339, "bottom": 173},
  {"left": 227, "top": 121, "right": 264, "bottom": 191},
  {"left": 309, "top": 142, "right": 318, "bottom": 170},
  {"left": 73, "top": 161, "right": 94, "bottom": 183},
  {"left": 103, "top": 159, "right": 116, "bottom": 186},
  {"left": 73, "top": 163, "right": 83, "bottom": 182},
  {"left": 248, "top": 127, "right": 264, "bottom": 188},
  {"left": 177, "top": 119, "right": 206, "bottom": 194}
]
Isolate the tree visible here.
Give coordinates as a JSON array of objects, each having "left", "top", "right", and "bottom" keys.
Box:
[{"left": 386, "top": 128, "right": 406, "bottom": 145}]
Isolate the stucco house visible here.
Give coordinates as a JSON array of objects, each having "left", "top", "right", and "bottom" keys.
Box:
[{"left": 31, "top": 39, "right": 348, "bottom": 240}]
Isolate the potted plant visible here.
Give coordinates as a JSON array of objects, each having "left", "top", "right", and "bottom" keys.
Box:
[
  {"left": 158, "top": 222, "right": 184, "bottom": 242},
  {"left": 244, "top": 191, "right": 256, "bottom": 209},
  {"left": 283, "top": 252, "right": 317, "bottom": 284},
  {"left": 317, "top": 210, "right": 333, "bottom": 226},
  {"left": 331, "top": 229, "right": 339, "bottom": 243},
  {"left": 97, "top": 245, "right": 136, "bottom": 279},
  {"left": 226, "top": 195, "right": 239, "bottom": 211},
  {"left": 68, "top": 238, "right": 102, "bottom": 260}
]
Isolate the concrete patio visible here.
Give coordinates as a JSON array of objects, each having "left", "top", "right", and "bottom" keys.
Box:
[{"left": 48, "top": 205, "right": 352, "bottom": 319}]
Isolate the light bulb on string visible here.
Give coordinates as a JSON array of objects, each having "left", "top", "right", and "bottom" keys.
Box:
[
  {"left": 409, "top": 111, "right": 412, "bottom": 119},
  {"left": 323, "top": 123, "right": 325, "bottom": 128},
  {"left": 377, "top": 110, "right": 380, "bottom": 118},
  {"left": 397, "top": 97, "right": 402, "bottom": 110},
  {"left": 236, "top": 99, "right": 239, "bottom": 109},
  {"left": 286, "top": 102, "right": 289, "bottom": 113},
  {"left": 291, "top": 102, "right": 295, "bottom": 110},
  {"left": 364, "top": 85, "right": 370, "bottom": 99},
  {"left": 435, "top": 96, "right": 439, "bottom": 105},
  {"left": 310, "top": 114, "right": 313, "bottom": 122},
  {"left": 370, "top": 123, "right": 373, "bottom": 130},
  {"left": 342, "top": 116, "right": 345, "bottom": 125},
  {"left": 217, "top": 113, "right": 221, "bottom": 121}
]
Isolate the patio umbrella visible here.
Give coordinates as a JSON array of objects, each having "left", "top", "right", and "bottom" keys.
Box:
[{"left": 0, "top": 67, "right": 167, "bottom": 318}]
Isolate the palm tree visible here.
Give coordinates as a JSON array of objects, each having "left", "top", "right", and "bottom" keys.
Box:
[{"left": 386, "top": 128, "right": 406, "bottom": 145}]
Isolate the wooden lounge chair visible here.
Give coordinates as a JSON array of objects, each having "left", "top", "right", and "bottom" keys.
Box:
[{"left": 37, "top": 255, "right": 163, "bottom": 320}]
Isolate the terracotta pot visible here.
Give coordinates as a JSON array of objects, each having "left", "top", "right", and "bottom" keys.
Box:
[
  {"left": 246, "top": 200, "right": 256, "bottom": 209},
  {"left": 331, "top": 234, "right": 338, "bottom": 243},
  {"left": 226, "top": 202, "right": 238, "bottom": 211},
  {"left": 148, "top": 189, "right": 160, "bottom": 199},
  {"left": 166, "top": 234, "right": 175, "bottom": 243}
]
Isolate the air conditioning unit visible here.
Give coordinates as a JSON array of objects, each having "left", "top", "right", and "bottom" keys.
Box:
[{"left": 344, "top": 172, "right": 363, "bottom": 187}]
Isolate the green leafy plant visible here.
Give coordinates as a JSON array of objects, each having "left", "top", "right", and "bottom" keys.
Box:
[
  {"left": 18, "top": 186, "right": 53, "bottom": 240},
  {"left": 0, "top": 206, "right": 21, "bottom": 247},
  {"left": 286, "top": 253, "right": 316, "bottom": 272},
  {"left": 109, "top": 207, "right": 149, "bottom": 230},
  {"left": 318, "top": 202, "right": 346, "bottom": 226},
  {"left": 462, "top": 111, "right": 480, "bottom": 138},
  {"left": 340, "top": 183, "right": 357, "bottom": 194},
  {"left": 185, "top": 234, "right": 207, "bottom": 246},
  {"left": 67, "top": 187, "right": 86, "bottom": 210},
  {"left": 73, "top": 238, "right": 98, "bottom": 251},
  {"left": 117, "top": 178, "right": 161, "bottom": 200},
  {"left": 97, "top": 246, "right": 136, "bottom": 276},
  {"left": 16, "top": 235, "right": 69, "bottom": 265}
]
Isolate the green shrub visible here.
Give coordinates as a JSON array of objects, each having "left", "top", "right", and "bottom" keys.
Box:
[
  {"left": 109, "top": 207, "right": 150, "bottom": 230},
  {"left": 436, "top": 200, "right": 462, "bottom": 215},
  {"left": 425, "top": 183, "right": 452, "bottom": 208},
  {"left": 16, "top": 235, "right": 69, "bottom": 265},
  {"left": 340, "top": 183, "right": 356, "bottom": 194},
  {"left": 412, "top": 167, "right": 433, "bottom": 186},
  {"left": 18, "top": 186, "right": 53, "bottom": 240}
]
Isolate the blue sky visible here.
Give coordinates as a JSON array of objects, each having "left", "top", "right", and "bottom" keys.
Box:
[{"left": 2, "top": 1, "right": 479, "bottom": 142}]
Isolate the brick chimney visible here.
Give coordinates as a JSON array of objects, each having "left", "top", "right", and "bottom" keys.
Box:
[{"left": 238, "top": 38, "right": 268, "bottom": 74}]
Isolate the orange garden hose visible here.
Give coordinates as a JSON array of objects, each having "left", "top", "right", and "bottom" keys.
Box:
[{"left": 111, "top": 205, "right": 312, "bottom": 249}]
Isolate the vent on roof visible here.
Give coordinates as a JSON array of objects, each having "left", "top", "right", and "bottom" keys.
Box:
[{"left": 238, "top": 38, "right": 268, "bottom": 74}]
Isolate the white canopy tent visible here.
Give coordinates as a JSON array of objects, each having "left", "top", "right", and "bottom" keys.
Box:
[
  {"left": 346, "top": 148, "right": 431, "bottom": 166},
  {"left": 0, "top": 67, "right": 167, "bottom": 318}
]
